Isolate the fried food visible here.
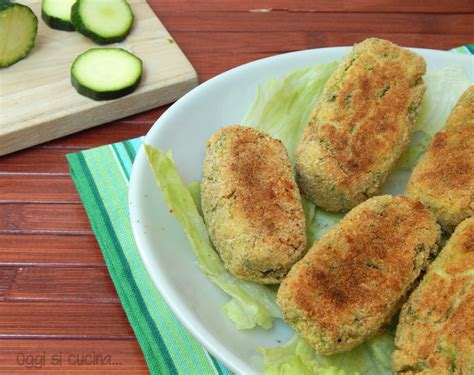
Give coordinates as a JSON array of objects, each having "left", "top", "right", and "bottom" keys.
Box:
[
  {"left": 406, "top": 86, "right": 474, "bottom": 233},
  {"left": 201, "top": 125, "right": 306, "bottom": 284},
  {"left": 277, "top": 195, "right": 440, "bottom": 355},
  {"left": 392, "top": 217, "right": 474, "bottom": 374},
  {"left": 296, "top": 38, "right": 426, "bottom": 212}
]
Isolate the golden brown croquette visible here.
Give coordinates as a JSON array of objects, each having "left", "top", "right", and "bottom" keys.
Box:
[
  {"left": 406, "top": 86, "right": 474, "bottom": 233},
  {"left": 277, "top": 195, "right": 440, "bottom": 355},
  {"left": 201, "top": 125, "right": 307, "bottom": 284},
  {"left": 296, "top": 38, "right": 426, "bottom": 212},
  {"left": 392, "top": 217, "right": 474, "bottom": 374}
]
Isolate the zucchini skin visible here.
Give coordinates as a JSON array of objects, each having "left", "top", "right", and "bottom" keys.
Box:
[
  {"left": 0, "top": 0, "right": 14, "bottom": 12},
  {"left": 71, "top": 75, "right": 141, "bottom": 100},
  {"left": 0, "top": 1, "right": 38, "bottom": 68},
  {"left": 41, "top": 9, "right": 75, "bottom": 31},
  {"left": 71, "top": 1, "right": 134, "bottom": 45},
  {"left": 70, "top": 48, "right": 143, "bottom": 101}
]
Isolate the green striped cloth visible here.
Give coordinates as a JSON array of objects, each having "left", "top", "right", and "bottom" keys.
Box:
[
  {"left": 451, "top": 44, "right": 474, "bottom": 55},
  {"left": 67, "top": 45, "right": 472, "bottom": 375},
  {"left": 68, "top": 138, "right": 230, "bottom": 375}
]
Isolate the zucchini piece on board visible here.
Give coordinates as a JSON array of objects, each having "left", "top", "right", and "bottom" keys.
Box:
[
  {"left": 0, "top": 0, "right": 38, "bottom": 68},
  {"left": 71, "top": 48, "right": 142, "bottom": 101},
  {"left": 71, "top": 0, "right": 134, "bottom": 45},
  {"left": 41, "top": 0, "right": 76, "bottom": 31}
]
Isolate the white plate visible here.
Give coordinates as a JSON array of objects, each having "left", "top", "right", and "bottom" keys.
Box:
[{"left": 129, "top": 47, "right": 474, "bottom": 374}]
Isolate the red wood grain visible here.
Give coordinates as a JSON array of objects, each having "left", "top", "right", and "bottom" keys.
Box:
[
  {"left": 0, "top": 234, "right": 103, "bottom": 266},
  {"left": 175, "top": 31, "right": 474, "bottom": 54},
  {"left": 0, "top": 267, "right": 118, "bottom": 303},
  {"left": 43, "top": 118, "right": 156, "bottom": 148},
  {"left": 1, "top": 0, "right": 472, "bottom": 372},
  {"left": 0, "top": 302, "right": 134, "bottom": 338},
  {"left": 0, "top": 204, "right": 92, "bottom": 235},
  {"left": 0, "top": 175, "right": 79, "bottom": 203},
  {"left": 149, "top": 0, "right": 474, "bottom": 13},
  {"left": 158, "top": 12, "right": 474, "bottom": 34},
  {"left": 0, "top": 148, "right": 72, "bottom": 175}
]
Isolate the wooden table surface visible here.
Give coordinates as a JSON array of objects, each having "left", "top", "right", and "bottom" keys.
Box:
[{"left": 1, "top": 0, "right": 473, "bottom": 373}]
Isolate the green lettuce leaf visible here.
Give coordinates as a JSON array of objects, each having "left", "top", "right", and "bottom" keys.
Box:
[
  {"left": 145, "top": 145, "right": 281, "bottom": 330},
  {"left": 243, "top": 62, "right": 339, "bottom": 162},
  {"left": 260, "top": 328, "right": 396, "bottom": 375},
  {"left": 187, "top": 180, "right": 203, "bottom": 217}
]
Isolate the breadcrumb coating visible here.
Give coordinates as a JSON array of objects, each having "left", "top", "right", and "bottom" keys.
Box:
[
  {"left": 392, "top": 217, "right": 474, "bottom": 374},
  {"left": 296, "top": 38, "right": 426, "bottom": 212},
  {"left": 201, "top": 125, "right": 306, "bottom": 284},
  {"left": 277, "top": 195, "right": 440, "bottom": 355},
  {"left": 406, "top": 86, "right": 474, "bottom": 233}
]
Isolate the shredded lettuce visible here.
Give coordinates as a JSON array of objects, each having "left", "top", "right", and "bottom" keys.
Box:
[
  {"left": 145, "top": 145, "right": 281, "bottom": 330},
  {"left": 307, "top": 208, "right": 344, "bottom": 247},
  {"left": 260, "top": 328, "right": 396, "bottom": 375},
  {"left": 241, "top": 61, "right": 470, "bottom": 374},
  {"left": 146, "top": 63, "right": 340, "bottom": 330},
  {"left": 243, "top": 62, "right": 345, "bottom": 250},
  {"left": 145, "top": 59, "right": 471, "bottom": 374},
  {"left": 395, "top": 130, "right": 433, "bottom": 171},
  {"left": 187, "top": 180, "right": 203, "bottom": 217},
  {"left": 303, "top": 198, "right": 344, "bottom": 248},
  {"left": 415, "top": 64, "right": 471, "bottom": 136},
  {"left": 301, "top": 197, "right": 317, "bottom": 247},
  {"left": 244, "top": 62, "right": 339, "bottom": 162},
  {"left": 396, "top": 64, "right": 470, "bottom": 171}
]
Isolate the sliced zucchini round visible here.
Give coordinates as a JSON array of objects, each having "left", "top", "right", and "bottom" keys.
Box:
[
  {"left": 41, "top": 0, "right": 76, "bottom": 31},
  {"left": 71, "top": 48, "right": 142, "bottom": 101},
  {"left": 71, "top": 0, "right": 134, "bottom": 45},
  {"left": 0, "top": 0, "right": 38, "bottom": 68}
]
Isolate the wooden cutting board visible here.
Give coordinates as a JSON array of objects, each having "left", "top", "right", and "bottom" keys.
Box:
[{"left": 0, "top": 0, "right": 198, "bottom": 156}]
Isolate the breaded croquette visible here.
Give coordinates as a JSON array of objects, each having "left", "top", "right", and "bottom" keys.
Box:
[
  {"left": 296, "top": 38, "right": 426, "bottom": 212},
  {"left": 201, "top": 126, "right": 307, "bottom": 284},
  {"left": 406, "top": 86, "right": 474, "bottom": 233},
  {"left": 392, "top": 217, "right": 474, "bottom": 374},
  {"left": 277, "top": 195, "right": 440, "bottom": 355}
]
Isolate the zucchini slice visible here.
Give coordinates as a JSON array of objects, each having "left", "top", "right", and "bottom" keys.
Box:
[
  {"left": 0, "top": 0, "right": 38, "bottom": 68},
  {"left": 41, "top": 0, "right": 76, "bottom": 31},
  {"left": 71, "top": 48, "right": 142, "bottom": 101},
  {"left": 71, "top": 0, "right": 134, "bottom": 45}
]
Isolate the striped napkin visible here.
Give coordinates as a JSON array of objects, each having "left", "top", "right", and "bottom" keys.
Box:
[
  {"left": 68, "top": 138, "right": 230, "bottom": 375},
  {"left": 67, "top": 45, "right": 472, "bottom": 375}
]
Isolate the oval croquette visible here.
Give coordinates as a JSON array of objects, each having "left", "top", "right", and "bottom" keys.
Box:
[
  {"left": 277, "top": 195, "right": 440, "bottom": 355},
  {"left": 392, "top": 217, "right": 474, "bottom": 374},
  {"left": 201, "top": 125, "right": 307, "bottom": 284},
  {"left": 406, "top": 86, "right": 474, "bottom": 233},
  {"left": 296, "top": 38, "right": 426, "bottom": 212}
]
